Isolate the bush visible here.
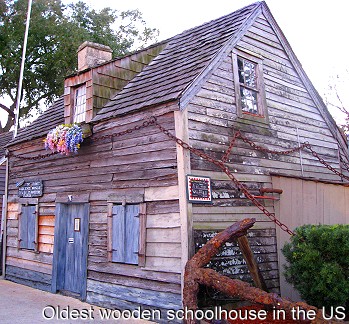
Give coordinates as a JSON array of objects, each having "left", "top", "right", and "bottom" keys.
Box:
[{"left": 282, "top": 224, "right": 349, "bottom": 310}]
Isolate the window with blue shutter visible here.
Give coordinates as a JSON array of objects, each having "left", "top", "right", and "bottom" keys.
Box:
[
  {"left": 112, "top": 204, "right": 140, "bottom": 265},
  {"left": 19, "top": 205, "right": 37, "bottom": 250}
]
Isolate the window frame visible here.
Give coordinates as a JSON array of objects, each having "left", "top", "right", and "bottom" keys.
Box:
[
  {"left": 232, "top": 49, "right": 268, "bottom": 123},
  {"left": 72, "top": 83, "right": 87, "bottom": 124},
  {"left": 107, "top": 200, "right": 146, "bottom": 267}
]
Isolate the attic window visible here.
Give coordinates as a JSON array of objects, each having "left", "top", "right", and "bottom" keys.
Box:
[
  {"left": 73, "top": 84, "right": 86, "bottom": 123},
  {"left": 238, "top": 58, "right": 258, "bottom": 114},
  {"left": 232, "top": 50, "right": 268, "bottom": 120}
]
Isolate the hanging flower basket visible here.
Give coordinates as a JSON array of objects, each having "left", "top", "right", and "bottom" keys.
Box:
[{"left": 44, "top": 124, "right": 83, "bottom": 155}]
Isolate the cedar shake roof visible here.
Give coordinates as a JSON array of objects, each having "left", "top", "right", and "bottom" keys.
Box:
[
  {"left": 8, "top": 97, "right": 64, "bottom": 146},
  {"left": 7, "top": 1, "right": 261, "bottom": 146},
  {"left": 92, "top": 2, "right": 261, "bottom": 122}
]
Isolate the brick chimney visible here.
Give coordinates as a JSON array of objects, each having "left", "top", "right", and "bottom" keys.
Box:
[{"left": 77, "top": 41, "right": 112, "bottom": 71}]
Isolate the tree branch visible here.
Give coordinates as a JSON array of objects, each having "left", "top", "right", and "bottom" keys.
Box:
[{"left": 0, "top": 103, "right": 15, "bottom": 118}]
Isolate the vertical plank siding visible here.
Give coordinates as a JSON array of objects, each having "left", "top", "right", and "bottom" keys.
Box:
[
  {"left": 273, "top": 176, "right": 349, "bottom": 300},
  {"left": 6, "top": 105, "right": 182, "bottom": 311},
  {"left": 186, "top": 13, "right": 349, "bottom": 295}
]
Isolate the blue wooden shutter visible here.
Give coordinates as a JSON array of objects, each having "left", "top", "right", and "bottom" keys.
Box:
[
  {"left": 112, "top": 204, "right": 140, "bottom": 264},
  {"left": 125, "top": 204, "right": 140, "bottom": 265},
  {"left": 20, "top": 205, "right": 36, "bottom": 250},
  {"left": 112, "top": 205, "right": 125, "bottom": 262}
]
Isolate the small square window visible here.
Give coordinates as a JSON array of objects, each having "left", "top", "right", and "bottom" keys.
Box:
[
  {"left": 73, "top": 84, "right": 86, "bottom": 123},
  {"left": 232, "top": 50, "right": 267, "bottom": 121}
]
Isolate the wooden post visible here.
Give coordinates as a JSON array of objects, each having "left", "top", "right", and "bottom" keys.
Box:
[{"left": 237, "top": 234, "right": 268, "bottom": 291}]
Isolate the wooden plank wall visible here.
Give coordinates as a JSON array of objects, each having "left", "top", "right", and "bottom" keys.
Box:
[
  {"left": 272, "top": 175, "right": 349, "bottom": 301},
  {"left": 186, "top": 13, "right": 349, "bottom": 294},
  {"left": 6, "top": 104, "right": 182, "bottom": 311},
  {"left": 0, "top": 163, "right": 6, "bottom": 222},
  {"left": 188, "top": 14, "right": 347, "bottom": 183}
]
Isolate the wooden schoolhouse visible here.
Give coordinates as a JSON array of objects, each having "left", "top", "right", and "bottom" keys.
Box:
[{"left": 3, "top": 1, "right": 349, "bottom": 315}]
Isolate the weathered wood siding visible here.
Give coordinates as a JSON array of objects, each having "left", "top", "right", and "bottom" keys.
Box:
[
  {"left": 186, "top": 13, "right": 348, "bottom": 292},
  {"left": 0, "top": 162, "right": 6, "bottom": 221},
  {"left": 188, "top": 13, "right": 347, "bottom": 182},
  {"left": 6, "top": 104, "right": 182, "bottom": 311},
  {"left": 272, "top": 175, "right": 349, "bottom": 301}
]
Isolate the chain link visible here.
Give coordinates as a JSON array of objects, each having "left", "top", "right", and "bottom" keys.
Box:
[
  {"left": 237, "top": 132, "right": 309, "bottom": 155},
  {"left": 8, "top": 151, "right": 58, "bottom": 160},
  {"left": 339, "top": 154, "right": 349, "bottom": 173},
  {"left": 304, "top": 144, "right": 349, "bottom": 182},
  {"left": 8, "top": 115, "right": 349, "bottom": 239},
  {"left": 8, "top": 117, "right": 158, "bottom": 161},
  {"left": 91, "top": 117, "right": 157, "bottom": 142},
  {"left": 235, "top": 131, "right": 349, "bottom": 182},
  {"left": 154, "top": 119, "right": 298, "bottom": 237}
]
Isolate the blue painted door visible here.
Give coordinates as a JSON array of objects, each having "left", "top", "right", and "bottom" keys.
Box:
[{"left": 52, "top": 203, "right": 89, "bottom": 299}]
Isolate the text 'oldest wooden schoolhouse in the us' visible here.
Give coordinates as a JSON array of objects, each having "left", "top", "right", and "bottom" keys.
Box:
[{"left": 2, "top": 0, "right": 349, "bottom": 318}]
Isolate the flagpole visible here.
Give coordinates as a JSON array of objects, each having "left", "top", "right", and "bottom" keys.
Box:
[{"left": 13, "top": 0, "right": 33, "bottom": 139}]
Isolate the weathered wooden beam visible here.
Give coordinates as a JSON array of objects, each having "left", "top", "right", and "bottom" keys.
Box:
[{"left": 237, "top": 234, "right": 268, "bottom": 291}]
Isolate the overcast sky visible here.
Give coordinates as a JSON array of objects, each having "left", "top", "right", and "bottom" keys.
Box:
[
  {"left": 63, "top": 0, "right": 349, "bottom": 124},
  {"left": 3, "top": 1, "right": 347, "bottom": 127}
]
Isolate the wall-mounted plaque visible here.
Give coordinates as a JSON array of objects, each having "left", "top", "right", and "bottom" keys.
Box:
[
  {"left": 17, "top": 180, "right": 43, "bottom": 198},
  {"left": 74, "top": 218, "right": 81, "bottom": 232},
  {"left": 187, "top": 175, "right": 212, "bottom": 203}
]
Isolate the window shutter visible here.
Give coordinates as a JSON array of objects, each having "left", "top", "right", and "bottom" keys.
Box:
[
  {"left": 125, "top": 204, "right": 140, "bottom": 265},
  {"left": 111, "top": 204, "right": 140, "bottom": 265},
  {"left": 20, "top": 205, "right": 36, "bottom": 250},
  {"left": 112, "top": 205, "right": 125, "bottom": 262}
]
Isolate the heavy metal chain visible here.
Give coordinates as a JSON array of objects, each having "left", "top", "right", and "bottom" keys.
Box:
[
  {"left": 235, "top": 130, "right": 349, "bottom": 182},
  {"left": 8, "top": 116, "right": 349, "bottom": 238},
  {"left": 7, "top": 119, "right": 157, "bottom": 161},
  {"left": 304, "top": 144, "right": 349, "bottom": 182},
  {"left": 236, "top": 131, "right": 309, "bottom": 155},
  {"left": 91, "top": 118, "right": 157, "bottom": 142},
  {"left": 7, "top": 151, "right": 57, "bottom": 160},
  {"left": 340, "top": 154, "right": 349, "bottom": 174},
  {"left": 153, "top": 119, "right": 297, "bottom": 237}
]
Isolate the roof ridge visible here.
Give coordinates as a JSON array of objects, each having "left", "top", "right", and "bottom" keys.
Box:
[
  {"left": 93, "top": 1, "right": 262, "bottom": 122},
  {"left": 167, "top": 1, "right": 262, "bottom": 41}
]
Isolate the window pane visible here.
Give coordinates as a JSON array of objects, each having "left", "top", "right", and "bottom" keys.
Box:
[
  {"left": 243, "top": 60, "right": 257, "bottom": 87},
  {"left": 238, "top": 57, "right": 244, "bottom": 84},
  {"left": 237, "top": 57, "right": 257, "bottom": 88},
  {"left": 240, "top": 88, "right": 258, "bottom": 114},
  {"left": 74, "top": 84, "right": 86, "bottom": 123}
]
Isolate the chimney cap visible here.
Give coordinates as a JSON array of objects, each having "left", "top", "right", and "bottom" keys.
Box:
[
  {"left": 77, "top": 41, "right": 113, "bottom": 53},
  {"left": 77, "top": 41, "right": 113, "bottom": 71}
]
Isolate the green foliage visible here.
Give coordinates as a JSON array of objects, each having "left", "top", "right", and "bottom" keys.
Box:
[
  {"left": 0, "top": 0, "right": 159, "bottom": 130},
  {"left": 282, "top": 224, "right": 349, "bottom": 310}
]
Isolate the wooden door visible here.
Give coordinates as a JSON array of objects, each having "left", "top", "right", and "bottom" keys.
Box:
[{"left": 52, "top": 203, "right": 89, "bottom": 299}]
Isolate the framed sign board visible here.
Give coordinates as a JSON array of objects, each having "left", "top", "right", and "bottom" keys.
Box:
[
  {"left": 187, "top": 175, "right": 212, "bottom": 203},
  {"left": 17, "top": 180, "right": 43, "bottom": 198}
]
